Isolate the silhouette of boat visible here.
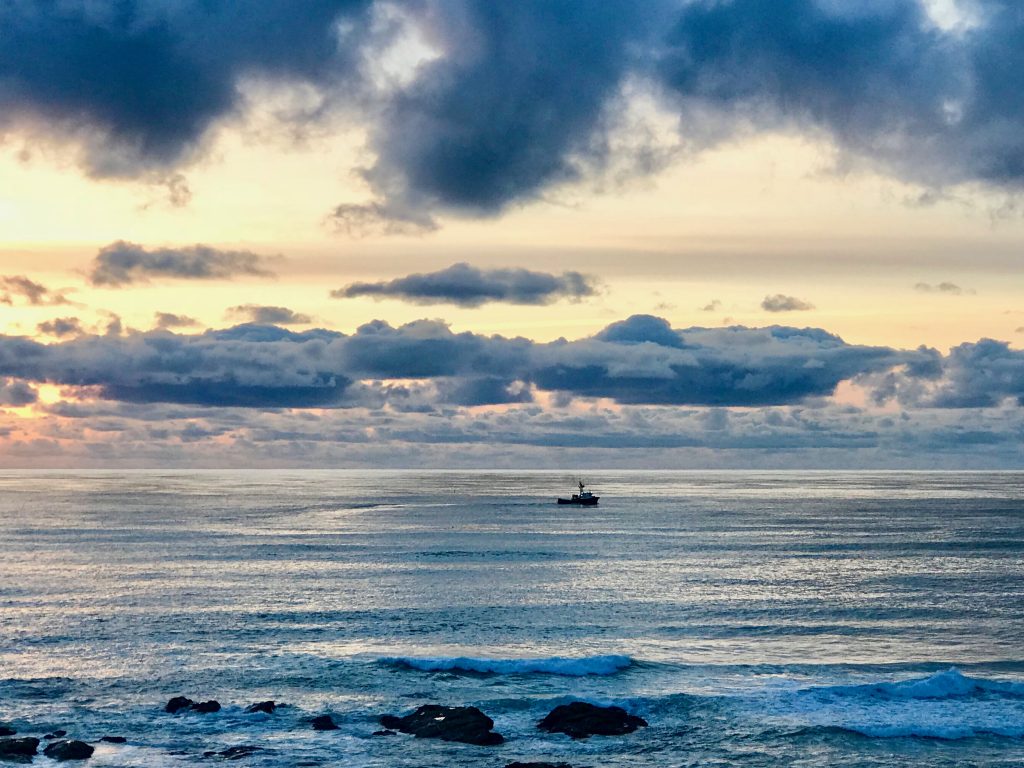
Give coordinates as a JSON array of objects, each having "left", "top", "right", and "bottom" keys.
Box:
[{"left": 558, "top": 481, "right": 599, "bottom": 506}]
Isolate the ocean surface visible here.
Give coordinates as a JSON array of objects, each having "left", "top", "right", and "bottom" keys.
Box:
[{"left": 1, "top": 470, "right": 1023, "bottom": 767}]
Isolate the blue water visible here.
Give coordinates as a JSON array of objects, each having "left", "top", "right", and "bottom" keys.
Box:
[{"left": 1, "top": 470, "right": 1023, "bottom": 766}]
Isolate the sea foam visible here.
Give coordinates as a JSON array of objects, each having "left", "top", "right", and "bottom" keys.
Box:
[
  {"left": 806, "top": 668, "right": 1024, "bottom": 701},
  {"left": 378, "top": 654, "right": 634, "bottom": 676},
  {"left": 772, "top": 668, "right": 1024, "bottom": 740}
]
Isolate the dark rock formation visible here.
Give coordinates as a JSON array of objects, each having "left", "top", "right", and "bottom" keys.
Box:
[
  {"left": 0, "top": 737, "right": 39, "bottom": 759},
  {"left": 166, "top": 696, "right": 195, "bottom": 713},
  {"left": 44, "top": 730, "right": 68, "bottom": 740},
  {"left": 99, "top": 736, "right": 127, "bottom": 744},
  {"left": 166, "top": 697, "right": 220, "bottom": 714},
  {"left": 202, "top": 745, "right": 264, "bottom": 760},
  {"left": 371, "top": 729, "right": 396, "bottom": 736},
  {"left": 537, "top": 702, "right": 647, "bottom": 739},
  {"left": 244, "top": 701, "right": 276, "bottom": 714},
  {"left": 310, "top": 715, "right": 339, "bottom": 731},
  {"left": 0, "top": 726, "right": 16, "bottom": 737},
  {"left": 379, "top": 705, "right": 503, "bottom": 746},
  {"left": 42, "top": 740, "right": 94, "bottom": 761}
]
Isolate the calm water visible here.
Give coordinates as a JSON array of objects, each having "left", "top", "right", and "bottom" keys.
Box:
[{"left": 1, "top": 471, "right": 1023, "bottom": 766}]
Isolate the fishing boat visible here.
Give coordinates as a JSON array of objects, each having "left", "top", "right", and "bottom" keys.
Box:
[{"left": 557, "top": 481, "right": 599, "bottom": 506}]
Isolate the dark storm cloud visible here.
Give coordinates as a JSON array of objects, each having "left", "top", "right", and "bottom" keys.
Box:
[
  {"left": 6, "top": 1, "right": 1024, "bottom": 220},
  {"left": 356, "top": 0, "right": 662, "bottom": 221},
  {"left": 332, "top": 263, "right": 596, "bottom": 306},
  {"left": 761, "top": 294, "right": 815, "bottom": 312},
  {"left": 89, "top": 241, "right": 275, "bottom": 286},
  {"left": 0, "top": 0, "right": 372, "bottom": 177},
  {"left": 0, "top": 276, "right": 70, "bottom": 306},
  {"left": 154, "top": 312, "right": 199, "bottom": 329},
  {"left": 332, "top": 0, "right": 1024, "bottom": 220},
  {"left": 227, "top": 305, "right": 313, "bottom": 325},
  {"left": 0, "top": 314, "right": 906, "bottom": 409}
]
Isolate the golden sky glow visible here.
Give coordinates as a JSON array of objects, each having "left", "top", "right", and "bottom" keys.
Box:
[
  {"left": 3, "top": 0, "right": 1024, "bottom": 469},
  {"left": 3, "top": 125, "right": 1023, "bottom": 351}
]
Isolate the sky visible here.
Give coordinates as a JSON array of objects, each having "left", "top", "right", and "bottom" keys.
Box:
[{"left": 2, "top": 0, "right": 1024, "bottom": 468}]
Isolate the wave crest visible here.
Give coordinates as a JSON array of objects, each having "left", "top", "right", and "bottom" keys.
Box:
[
  {"left": 776, "top": 668, "right": 1024, "bottom": 740},
  {"left": 378, "top": 654, "right": 634, "bottom": 677},
  {"left": 807, "top": 668, "right": 1024, "bottom": 701}
]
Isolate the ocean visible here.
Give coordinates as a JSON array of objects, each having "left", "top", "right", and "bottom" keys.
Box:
[{"left": 1, "top": 470, "right": 1022, "bottom": 767}]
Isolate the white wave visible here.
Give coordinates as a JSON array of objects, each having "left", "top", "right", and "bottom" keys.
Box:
[
  {"left": 378, "top": 654, "right": 634, "bottom": 676},
  {"left": 808, "top": 668, "right": 1024, "bottom": 701},
  {"left": 764, "top": 668, "right": 1024, "bottom": 740}
]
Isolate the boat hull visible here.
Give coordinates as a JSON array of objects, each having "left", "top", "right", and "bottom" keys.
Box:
[{"left": 557, "top": 496, "right": 599, "bottom": 505}]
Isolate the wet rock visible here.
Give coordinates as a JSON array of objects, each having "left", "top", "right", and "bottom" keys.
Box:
[
  {"left": 244, "top": 701, "right": 276, "bottom": 714},
  {"left": 99, "top": 737, "right": 126, "bottom": 744},
  {"left": 378, "top": 705, "right": 503, "bottom": 746},
  {"left": 0, "top": 737, "right": 39, "bottom": 759},
  {"left": 0, "top": 727, "right": 15, "bottom": 738},
  {"left": 202, "top": 746, "right": 264, "bottom": 760},
  {"left": 371, "top": 730, "right": 396, "bottom": 736},
  {"left": 42, "top": 740, "right": 94, "bottom": 761},
  {"left": 165, "top": 696, "right": 195, "bottom": 713},
  {"left": 537, "top": 702, "right": 647, "bottom": 739},
  {"left": 310, "top": 715, "right": 339, "bottom": 731},
  {"left": 191, "top": 701, "right": 221, "bottom": 714},
  {"left": 43, "top": 730, "right": 68, "bottom": 740}
]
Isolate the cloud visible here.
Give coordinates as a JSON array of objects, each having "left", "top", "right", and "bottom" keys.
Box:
[
  {"left": 37, "top": 317, "right": 85, "bottom": 338},
  {"left": 227, "top": 305, "right": 313, "bottom": 325},
  {"left": 0, "top": 276, "right": 70, "bottom": 306},
  {"left": 761, "top": 294, "right": 815, "bottom": 312},
  {"left": 13, "top": 393, "right": 1024, "bottom": 469},
  {"left": 700, "top": 299, "right": 722, "bottom": 312},
  {"left": 0, "top": 1, "right": 372, "bottom": 179},
  {"left": 875, "top": 339, "right": 1024, "bottom": 409},
  {"left": 352, "top": 1, "right": 658, "bottom": 219},
  {"left": 914, "top": 281, "right": 975, "bottom": 295},
  {"left": 332, "top": 263, "right": 597, "bottom": 307},
  {"left": 89, "top": 241, "right": 275, "bottom": 286},
  {"left": 0, "top": 379, "right": 37, "bottom": 407},
  {"left": 6, "top": 2, "right": 1024, "bottom": 222},
  {"left": 154, "top": 312, "right": 200, "bottom": 329},
  {"left": 0, "top": 313, "right": 906, "bottom": 409}
]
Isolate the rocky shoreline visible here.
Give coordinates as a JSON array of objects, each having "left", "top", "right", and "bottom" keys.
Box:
[{"left": 0, "top": 697, "right": 647, "bottom": 765}]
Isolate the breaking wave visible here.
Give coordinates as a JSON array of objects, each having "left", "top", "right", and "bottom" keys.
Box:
[
  {"left": 378, "top": 654, "right": 635, "bottom": 677},
  {"left": 775, "top": 668, "right": 1024, "bottom": 740}
]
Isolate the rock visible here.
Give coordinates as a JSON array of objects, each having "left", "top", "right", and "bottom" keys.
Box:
[
  {"left": 99, "top": 736, "right": 127, "bottom": 744},
  {"left": 42, "top": 740, "right": 94, "bottom": 761},
  {"left": 166, "top": 696, "right": 195, "bottom": 713},
  {"left": 244, "top": 701, "right": 276, "bottom": 714},
  {"left": 505, "top": 763, "right": 576, "bottom": 768},
  {"left": 537, "top": 702, "right": 647, "bottom": 739},
  {"left": 371, "top": 730, "right": 396, "bottom": 736},
  {"left": 0, "top": 737, "right": 39, "bottom": 759},
  {"left": 310, "top": 715, "right": 339, "bottom": 731},
  {"left": 0, "top": 726, "right": 15, "bottom": 738},
  {"left": 378, "top": 705, "right": 503, "bottom": 746},
  {"left": 203, "top": 746, "right": 264, "bottom": 760},
  {"left": 44, "top": 730, "right": 68, "bottom": 740},
  {"left": 191, "top": 701, "right": 221, "bottom": 714}
]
